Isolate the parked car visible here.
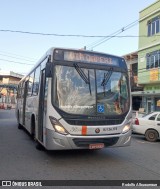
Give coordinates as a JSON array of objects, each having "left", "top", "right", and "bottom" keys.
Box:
[{"left": 132, "top": 112, "right": 160, "bottom": 142}]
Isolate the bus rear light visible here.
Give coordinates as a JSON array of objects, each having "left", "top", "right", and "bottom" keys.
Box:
[
  {"left": 135, "top": 118, "right": 139, "bottom": 125},
  {"left": 49, "top": 116, "right": 69, "bottom": 135}
]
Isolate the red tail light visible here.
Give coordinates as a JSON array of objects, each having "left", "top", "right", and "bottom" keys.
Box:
[{"left": 135, "top": 118, "right": 139, "bottom": 125}]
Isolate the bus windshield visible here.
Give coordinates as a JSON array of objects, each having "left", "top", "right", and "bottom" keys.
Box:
[{"left": 53, "top": 65, "right": 129, "bottom": 116}]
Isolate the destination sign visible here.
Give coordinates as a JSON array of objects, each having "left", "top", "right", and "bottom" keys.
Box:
[
  {"left": 54, "top": 49, "right": 120, "bottom": 66},
  {"left": 64, "top": 51, "right": 113, "bottom": 64}
]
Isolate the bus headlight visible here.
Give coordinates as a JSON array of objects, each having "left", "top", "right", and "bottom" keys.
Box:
[
  {"left": 122, "top": 122, "right": 131, "bottom": 134},
  {"left": 49, "top": 116, "right": 69, "bottom": 135}
]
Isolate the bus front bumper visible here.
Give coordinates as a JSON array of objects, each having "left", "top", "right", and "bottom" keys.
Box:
[{"left": 45, "top": 128, "right": 131, "bottom": 150}]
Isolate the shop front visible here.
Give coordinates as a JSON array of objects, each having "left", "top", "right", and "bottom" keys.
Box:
[{"left": 132, "top": 85, "right": 160, "bottom": 113}]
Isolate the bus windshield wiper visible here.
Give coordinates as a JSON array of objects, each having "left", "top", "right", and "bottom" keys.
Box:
[
  {"left": 74, "top": 63, "right": 92, "bottom": 95},
  {"left": 101, "top": 69, "right": 113, "bottom": 96},
  {"left": 101, "top": 69, "right": 113, "bottom": 86}
]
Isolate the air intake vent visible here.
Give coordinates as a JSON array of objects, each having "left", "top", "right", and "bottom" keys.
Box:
[
  {"left": 73, "top": 137, "right": 119, "bottom": 147},
  {"left": 64, "top": 119, "right": 124, "bottom": 126}
]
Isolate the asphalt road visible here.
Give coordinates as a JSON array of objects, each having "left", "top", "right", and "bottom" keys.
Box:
[{"left": 0, "top": 110, "right": 160, "bottom": 188}]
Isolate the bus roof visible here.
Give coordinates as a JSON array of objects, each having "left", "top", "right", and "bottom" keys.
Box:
[{"left": 19, "top": 47, "right": 126, "bottom": 83}]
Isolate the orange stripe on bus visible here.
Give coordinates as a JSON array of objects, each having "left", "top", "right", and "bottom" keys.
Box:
[{"left": 82, "top": 126, "right": 87, "bottom": 135}]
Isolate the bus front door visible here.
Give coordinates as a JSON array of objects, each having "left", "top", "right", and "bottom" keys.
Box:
[{"left": 38, "top": 69, "right": 46, "bottom": 143}]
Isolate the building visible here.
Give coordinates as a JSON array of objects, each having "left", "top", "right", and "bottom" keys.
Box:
[
  {"left": 133, "top": 0, "right": 160, "bottom": 113},
  {"left": 123, "top": 51, "right": 143, "bottom": 111},
  {"left": 0, "top": 71, "right": 23, "bottom": 109}
]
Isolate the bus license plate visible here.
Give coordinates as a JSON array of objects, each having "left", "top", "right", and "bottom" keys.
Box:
[{"left": 89, "top": 143, "right": 104, "bottom": 149}]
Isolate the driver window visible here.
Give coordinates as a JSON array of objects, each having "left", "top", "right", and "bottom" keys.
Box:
[{"left": 120, "top": 75, "right": 128, "bottom": 99}]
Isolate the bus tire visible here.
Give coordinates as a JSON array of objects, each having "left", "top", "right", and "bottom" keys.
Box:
[
  {"left": 18, "top": 123, "right": 23, "bottom": 130},
  {"left": 31, "top": 115, "right": 35, "bottom": 140},
  {"left": 145, "top": 129, "right": 158, "bottom": 142},
  {"left": 36, "top": 141, "right": 45, "bottom": 151}
]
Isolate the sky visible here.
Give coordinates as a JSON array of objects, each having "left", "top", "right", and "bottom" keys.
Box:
[{"left": 0, "top": 0, "right": 156, "bottom": 75}]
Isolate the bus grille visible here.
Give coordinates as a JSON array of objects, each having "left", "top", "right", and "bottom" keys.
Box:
[
  {"left": 73, "top": 137, "right": 119, "bottom": 148},
  {"left": 64, "top": 119, "right": 123, "bottom": 126}
]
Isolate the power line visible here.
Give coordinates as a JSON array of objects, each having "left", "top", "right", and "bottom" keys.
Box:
[
  {"left": 86, "top": 10, "right": 160, "bottom": 49},
  {"left": 0, "top": 29, "right": 116, "bottom": 37},
  {"left": 0, "top": 50, "right": 37, "bottom": 61},
  {"left": 0, "top": 29, "right": 159, "bottom": 38},
  {"left": 0, "top": 58, "right": 34, "bottom": 65},
  {"left": 0, "top": 9, "right": 159, "bottom": 51},
  {"left": 86, "top": 20, "right": 139, "bottom": 49},
  {"left": 0, "top": 53, "right": 35, "bottom": 62}
]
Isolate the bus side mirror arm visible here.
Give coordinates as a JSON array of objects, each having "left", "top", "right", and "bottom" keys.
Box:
[{"left": 45, "top": 62, "right": 53, "bottom": 78}]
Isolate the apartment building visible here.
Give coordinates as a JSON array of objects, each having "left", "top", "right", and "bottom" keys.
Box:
[{"left": 135, "top": 0, "right": 160, "bottom": 113}]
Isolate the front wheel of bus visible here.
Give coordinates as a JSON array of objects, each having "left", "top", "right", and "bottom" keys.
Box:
[
  {"left": 18, "top": 123, "right": 23, "bottom": 129},
  {"left": 36, "top": 141, "right": 45, "bottom": 151}
]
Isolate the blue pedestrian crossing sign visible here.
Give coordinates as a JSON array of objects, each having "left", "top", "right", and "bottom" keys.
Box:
[{"left": 97, "top": 104, "right": 105, "bottom": 113}]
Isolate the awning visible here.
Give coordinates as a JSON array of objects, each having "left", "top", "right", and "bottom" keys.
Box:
[{"left": 131, "top": 91, "right": 160, "bottom": 97}]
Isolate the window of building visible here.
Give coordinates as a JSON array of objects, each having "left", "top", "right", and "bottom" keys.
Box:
[
  {"left": 148, "top": 21, "right": 151, "bottom": 36},
  {"left": 156, "top": 18, "right": 160, "bottom": 33},
  {"left": 147, "top": 16, "right": 160, "bottom": 36},
  {"left": 150, "top": 55, "right": 155, "bottom": 68},
  {"left": 146, "top": 50, "right": 160, "bottom": 69},
  {"left": 155, "top": 53, "right": 159, "bottom": 67},
  {"left": 132, "top": 63, "right": 138, "bottom": 76},
  {"left": 152, "top": 21, "right": 155, "bottom": 35}
]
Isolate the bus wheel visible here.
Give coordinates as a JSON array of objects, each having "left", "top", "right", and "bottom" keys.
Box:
[
  {"left": 145, "top": 129, "right": 158, "bottom": 142},
  {"left": 17, "top": 112, "right": 23, "bottom": 129},
  {"left": 31, "top": 116, "right": 35, "bottom": 140},
  {"left": 18, "top": 123, "right": 23, "bottom": 130},
  {"left": 36, "top": 141, "right": 45, "bottom": 151}
]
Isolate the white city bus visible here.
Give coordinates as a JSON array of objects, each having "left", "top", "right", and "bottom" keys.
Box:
[{"left": 16, "top": 48, "right": 132, "bottom": 150}]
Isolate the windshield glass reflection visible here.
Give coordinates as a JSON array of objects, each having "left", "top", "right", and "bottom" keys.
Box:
[
  {"left": 54, "top": 65, "right": 96, "bottom": 115},
  {"left": 96, "top": 70, "right": 129, "bottom": 115},
  {"left": 53, "top": 65, "right": 129, "bottom": 116}
]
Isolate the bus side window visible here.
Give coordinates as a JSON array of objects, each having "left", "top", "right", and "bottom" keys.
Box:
[
  {"left": 21, "top": 81, "right": 25, "bottom": 98},
  {"left": 33, "top": 66, "right": 41, "bottom": 95},
  {"left": 41, "top": 61, "right": 46, "bottom": 71},
  {"left": 20, "top": 83, "right": 23, "bottom": 98},
  {"left": 27, "top": 72, "right": 35, "bottom": 96},
  {"left": 17, "top": 85, "right": 21, "bottom": 98}
]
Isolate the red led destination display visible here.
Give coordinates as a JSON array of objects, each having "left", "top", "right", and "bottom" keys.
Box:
[
  {"left": 54, "top": 49, "right": 120, "bottom": 66},
  {"left": 64, "top": 51, "right": 113, "bottom": 64}
]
